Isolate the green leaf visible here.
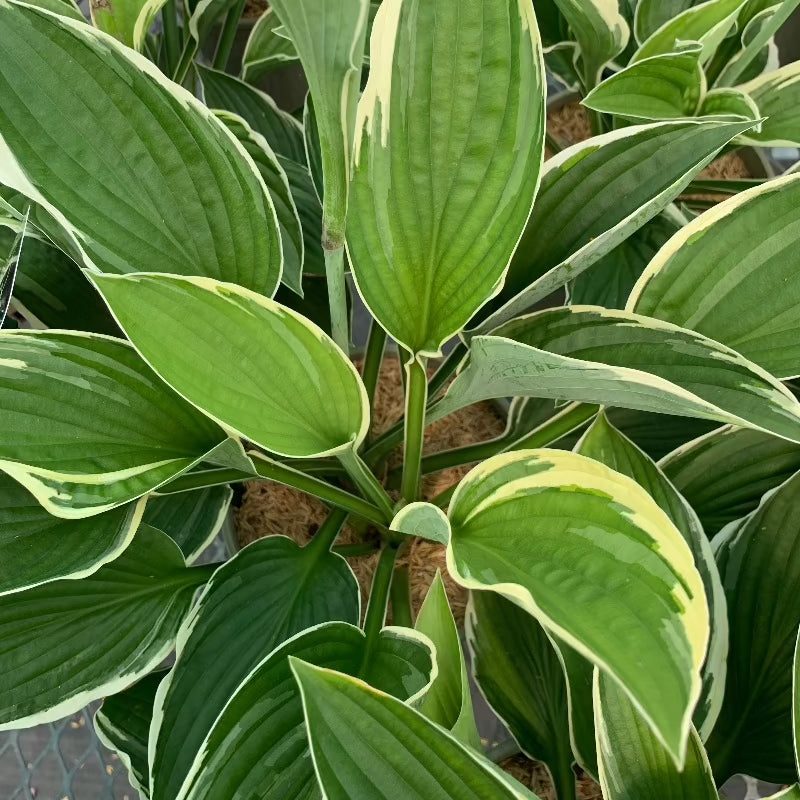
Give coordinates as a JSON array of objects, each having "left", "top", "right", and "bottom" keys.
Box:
[
  {"left": 706, "top": 470, "right": 800, "bottom": 783},
  {"left": 144, "top": 486, "right": 232, "bottom": 564},
  {"left": 434, "top": 307, "right": 800, "bottom": 446},
  {"left": 266, "top": 0, "right": 369, "bottom": 242},
  {"left": 550, "top": 0, "right": 629, "bottom": 87},
  {"left": 634, "top": 0, "right": 698, "bottom": 43},
  {"left": 150, "top": 535, "right": 360, "bottom": 800},
  {"left": 583, "top": 46, "right": 705, "bottom": 120},
  {"left": 467, "top": 591, "right": 576, "bottom": 797},
  {"left": 698, "top": 86, "right": 761, "bottom": 120},
  {"left": 89, "top": 0, "right": 160, "bottom": 49},
  {"left": 291, "top": 659, "right": 541, "bottom": 800},
  {"left": 594, "top": 672, "right": 718, "bottom": 800},
  {"left": 632, "top": 0, "right": 747, "bottom": 63},
  {"left": 737, "top": 60, "right": 800, "bottom": 146},
  {"left": 1, "top": 227, "right": 119, "bottom": 335},
  {"left": 241, "top": 8, "right": 300, "bottom": 82},
  {"left": 197, "top": 64, "right": 306, "bottom": 162},
  {"left": 576, "top": 413, "right": 728, "bottom": 738},
  {"left": 415, "top": 573, "right": 480, "bottom": 749},
  {"left": 0, "top": 217, "right": 23, "bottom": 327},
  {"left": 661, "top": 425, "right": 800, "bottom": 536},
  {"left": 481, "top": 117, "right": 753, "bottom": 330},
  {"left": 214, "top": 110, "right": 305, "bottom": 295},
  {"left": 0, "top": 330, "right": 228, "bottom": 517},
  {"left": 278, "top": 155, "right": 325, "bottom": 276},
  {"left": 24, "top": 0, "right": 84, "bottom": 20},
  {"left": 795, "top": 627, "right": 800, "bottom": 774},
  {"left": 630, "top": 172, "right": 800, "bottom": 379},
  {"left": 346, "top": 0, "right": 546, "bottom": 356},
  {"left": 90, "top": 273, "right": 368, "bottom": 458},
  {"left": 95, "top": 670, "right": 166, "bottom": 798},
  {"left": 569, "top": 212, "right": 681, "bottom": 309},
  {"left": 766, "top": 789, "right": 800, "bottom": 800},
  {"left": 0, "top": 2, "right": 282, "bottom": 296},
  {"left": 0, "top": 524, "right": 205, "bottom": 729},
  {"left": 177, "top": 622, "right": 434, "bottom": 800},
  {"left": 187, "top": 0, "right": 237, "bottom": 44},
  {"left": 302, "top": 94, "right": 325, "bottom": 204},
  {"left": 0, "top": 474, "right": 144, "bottom": 595},
  {"left": 391, "top": 502, "right": 450, "bottom": 546},
  {"left": 446, "top": 448, "right": 710, "bottom": 765}
]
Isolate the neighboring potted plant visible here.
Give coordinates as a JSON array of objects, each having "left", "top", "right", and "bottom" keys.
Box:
[{"left": 2, "top": 1, "right": 800, "bottom": 799}]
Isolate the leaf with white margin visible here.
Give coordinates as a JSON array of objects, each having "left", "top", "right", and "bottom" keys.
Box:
[
  {"left": 90, "top": 273, "right": 368, "bottom": 459},
  {"left": 176, "top": 622, "right": 434, "bottom": 800},
  {"left": 0, "top": 214, "right": 24, "bottom": 327},
  {"left": 95, "top": 670, "right": 166, "bottom": 798},
  {"left": 89, "top": 0, "right": 164, "bottom": 50},
  {"left": 196, "top": 64, "right": 306, "bottom": 162},
  {"left": 144, "top": 486, "right": 232, "bottom": 565},
  {"left": 476, "top": 117, "right": 754, "bottom": 332},
  {"left": 214, "top": 110, "right": 304, "bottom": 296},
  {"left": 25, "top": 0, "right": 83, "bottom": 19},
  {"left": 0, "top": 330, "right": 230, "bottom": 518},
  {"left": 706, "top": 470, "right": 800, "bottom": 783},
  {"left": 737, "top": 60, "right": 800, "bottom": 146},
  {"left": 149, "top": 535, "right": 360, "bottom": 800},
  {"left": 391, "top": 502, "right": 450, "bottom": 546},
  {"left": 467, "top": 590, "right": 578, "bottom": 795},
  {"left": 415, "top": 572, "right": 481, "bottom": 749},
  {"left": 698, "top": 87, "right": 761, "bottom": 121},
  {"left": 630, "top": 172, "right": 800, "bottom": 379},
  {"left": 241, "top": 7, "right": 299, "bottom": 82},
  {"left": 291, "top": 659, "right": 541, "bottom": 800},
  {"left": 187, "top": 0, "right": 237, "bottom": 44},
  {"left": 634, "top": 0, "right": 698, "bottom": 43},
  {"left": 346, "top": 0, "right": 546, "bottom": 356},
  {"left": 433, "top": 307, "right": 800, "bottom": 447},
  {"left": 766, "top": 789, "right": 800, "bottom": 800},
  {"left": 0, "top": 474, "right": 145, "bottom": 595},
  {"left": 632, "top": 0, "right": 747, "bottom": 63},
  {"left": 0, "top": 1, "right": 282, "bottom": 296},
  {"left": 795, "top": 627, "right": 800, "bottom": 775},
  {"left": 583, "top": 46, "right": 705, "bottom": 120},
  {"left": 594, "top": 671, "right": 718, "bottom": 800},
  {"left": 550, "top": 0, "right": 629, "bottom": 87},
  {"left": 576, "top": 412, "right": 728, "bottom": 739},
  {"left": 446, "top": 449, "right": 709, "bottom": 764},
  {"left": 0, "top": 525, "right": 207, "bottom": 729},
  {"left": 267, "top": 0, "right": 368, "bottom": 244},
  {"left": 661, "top": 425, "right": 800, "bottom": 536}
]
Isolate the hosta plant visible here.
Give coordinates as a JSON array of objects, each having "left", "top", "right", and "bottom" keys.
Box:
[{"left": 1, "top": 0, "right": 800, "bottom": 798}]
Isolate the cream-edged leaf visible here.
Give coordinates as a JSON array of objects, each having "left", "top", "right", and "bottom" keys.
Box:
[
  {"left": 630, "top": 172, "right": 800, "bottom": 379},
  {"left": 90, "top": 273, "right": 369, "bottom": 459},
  {"left": 698, "top": 87, "right": 761, "bottom": 121},
  {"left": 0, "top": 1, "right": 282, "bottom": 296},
  {"left": 446, "top": 449, "right": 709, "bottom": 764},
  {"left": 347, "top": 0, "right": 546, "bottom": 356},
  {"left": 0, "top": 330, "right": 229, "bottom": 518},
  {"left": 391, "top": 502, "right": 450, "bottom": 546},
  {"left": 736, "top": 60, "right": 800, "bottom": 146}
]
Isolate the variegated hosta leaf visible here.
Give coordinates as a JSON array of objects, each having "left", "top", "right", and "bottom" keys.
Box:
[
  {"left": 187, "top": 0, "right": 238, "bottom": 44},
  {"left": 767, "top": 788, "right": 800, "bottom": 800},
  {"left": 737, "top": 60, "right": 800, "bottom": 146},
  {"left": 89, "top": 0, "right": 163, "bottom": 50},
  {"left": 634, "top": 0, "right": 698, "bottom": 43},
  {"left": 278, "top": 156, "right": 325, "bottom": 277},
  {"left": 630, "top": 172, "right": 800, "bottom": 379},
  {"left": 446, "top": 449, "right": 709, "bottom": 764},
  {"left": 91, "top": 273, "right": 369, "bottom": 458},
  {"left": 795, "top": 627, "right": 800, "bottom": 774},
  {"left": 698, "top": 87, "right": 761, "bottom": 120},
  {"left": 0, "top": 217, "right": 24, "bottom": 328},
  {"left": 569, "top": 212, "right": 682, "bottom": 309},
  {"left": 241, "top": 8, "right": 299, "bottom": 82},
  {"left": 436, "top": 307, "right": 800, "bottom": 446},
  {"left": 214, "top": 110, "right": 304, "bottom": 295},
  {"left": 550, "top": 0, "right": 629, "bottom": 87},
  {"left": 706, "top": 471, "right": 800, "bottom": 783},
  {"left": 24, "top": 0, "right": 84, "bottom": 19},
  {"left": 346, "top": 0, "right": 546, "bottom": 356},
  {"left": 583, "top": 45, "right": 705, "bottom": 120},
  {"left": 661, "top": 425, "right": 800, "bottom": 537},
  {"left": 594, "top": 671, "right": 718, "bottom": 800},
  {"left": 467, "top": 591, "right": 577, "bottom": 797},
  {"left": 95, "top": 670, "right": 165, "bottom": 798},
  {"left": 144, "top": 486, "right": 232, "bottom": 565},
  {"left": 150, "top": 536, "right": 360, "bottom": 800},
  {"left": 0, "top": 525, "right": 206, "bottom": 729},
  {"left": 480, "top": 117, "right": 753, "bottom": 331},
  {"left": 0, "top": 474, "right": 144, "bottom": 595},
  {"left": 391, "top": 502, "right": 450, "bottom": 545},
  {"left": 632, "top": 0, "right": 747, "bottom": 63},
  {"left": 266, "top": 0, "right": 369, "bottom": 242},
  {"left": 291, "top": 660, "right": 540, "bottom": 800},
  {"left": 0, "top": 2, "right": 282, "bottom": 296},
  {"left": 0, "top": 330, "right": 229, "bottom": 518},
  {"left": 415, "top": 573, "right": 481, "bottom": 748},
  {"left": 576, "top": 413, "right": 728, "bottom": 738},
  {"left": 176, "top": 622, "right": 434, "bottom": 800},
  {"left": 196, "top": 64, "right": 306, "bottom": 163}
]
